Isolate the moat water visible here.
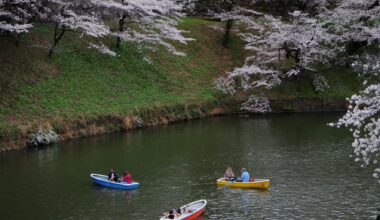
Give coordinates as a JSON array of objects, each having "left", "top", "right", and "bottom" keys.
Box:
[{"left": 0, "top": 113, "right": 379, "bottom": 219}]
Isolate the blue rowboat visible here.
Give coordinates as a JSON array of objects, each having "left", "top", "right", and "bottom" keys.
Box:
[{"left": 90, "top": 173, "right": 140, "bottom": 190}]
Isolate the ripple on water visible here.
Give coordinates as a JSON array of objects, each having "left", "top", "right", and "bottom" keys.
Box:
[{"left": 0, "top": 114, "right": 379, "bottom": 219}]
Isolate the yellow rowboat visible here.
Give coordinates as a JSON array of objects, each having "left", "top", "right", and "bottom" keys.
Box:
[{"left": 216, "top": 178, "right": 270, "bottom": 189}]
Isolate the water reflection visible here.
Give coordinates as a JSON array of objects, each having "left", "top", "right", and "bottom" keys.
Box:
[
  {"left": 0, "top": 114, "right": 379, "bottom": 220},
  {"left": 92, "top": 184, "right": 140, "bottom": 198}
]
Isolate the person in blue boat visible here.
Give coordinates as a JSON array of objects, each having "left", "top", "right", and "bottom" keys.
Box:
[
  {"left": 122, "top": 171, "right": 133, "bottom": 184},
  {"left": 240, "top": 168, "right": 250, "bottom": 182},
  {"left": 108, "top": 168, "right": 119, "bottom": 182}
]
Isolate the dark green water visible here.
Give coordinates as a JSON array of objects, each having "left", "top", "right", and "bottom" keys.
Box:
[{"left": 0, "top": 114, "right": 379, "bottom": 220}]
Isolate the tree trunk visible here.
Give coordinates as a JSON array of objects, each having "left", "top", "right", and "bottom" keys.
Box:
[
  {"left": 294, "top": 72, "right": 301, "bottom": 93},
  {"left": 117, "top": 18, "right": 124, "bottom": 49},
  {"left": 368, "top": 0, "right": 379, "bottom": 10},
  {"left": 48, "top": 41, "right": 58, "bottom": 58},
  {"left": 48, "top": 24, "right": 65, "bottom": 58},
  {"left": 223, "top": 19, "right": 233, "bottom": 48},
  {"left": 116, "top": 36, "right": 121, "bottom": 49},
  {"left": 116, "top": 13, "right": 127, "bottom": 49},
  {"left": 15, "top": 33, "right": 22, "bottom": 47},
  {"left": 116, "top": 36, "right": 122, "bottom": 49},
  {"left": 294, "top": 49, "right": 300, "bottom": 64}
]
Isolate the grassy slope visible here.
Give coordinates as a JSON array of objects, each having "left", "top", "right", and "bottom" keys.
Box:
[
  {"left": 0, "top": 18, "right": 246, "bottom": 139},
  {"left": 0, "top": 17, "right": 363, "bottom": 141}
]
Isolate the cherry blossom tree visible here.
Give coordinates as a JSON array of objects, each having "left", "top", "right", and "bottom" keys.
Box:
[
  {"left": 208, "top": 0, "right": 261, "bottom": 48},
  {"left": 320, "top": 0, "right": 380, "bottom": 50},
  {"left": 0, "top": 0, "right": 48, "bottom": 45},
  {"left": 216, "top": 0, "right": 379, "bottom": 98},
  {"left": 216, "top": 10, "right": 338, "bottom": 96},
  {"left": 181, "top": 0, "right": 198, "bottom": 15},
  {"left": 46, "top": 0, "right": 111, "bottom": 57},
  {"left": 241, "top": 94, "right": 271, "bottom": 113},
  {"left": 332, "top": 83, "right": 380, "bottom": 182},
  {"left": 323, "top": 0, "right": 380, "bottom": 181},
  {"left": 91, "top": 0, "right": 192, "bottom": 56},
  {"left": 46, "top": 0, "right": 191, "bottom": 57},
  {"left": 1, "top": 0, "right": 191, "bottom": 57},
  {"left": 251, "top": 0, "right": 329, "bottom": 14},
  {"left": 331, "top": 53, "right": 380, "bottom": 182},
  {"left": 216, "top": 0, "right": 380, "bottom": 179}
]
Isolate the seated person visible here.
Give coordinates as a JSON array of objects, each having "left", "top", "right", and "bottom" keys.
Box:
[
  {"left": 122, "top": 171, "right": 133, "bottom": 184},
  {"left": 163, "top": 208, "right": 182, "bottom": 219},
  {"left": 224, "top": 167, "right": 235, "bottom": 181},
  {"left": 168, "top": 209, "right": 175, "bottom": 219},
  {"left": 176, "top": 208, "right": 182, "bottom": 215},
  {"left": 241, "top": 168, "right": 250, "bottom": 183},
  {"left": 108, "top": 168, "right": 119, "bottom": 182}
]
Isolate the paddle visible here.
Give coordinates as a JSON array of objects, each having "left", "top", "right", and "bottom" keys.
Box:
[{"left": 218, "top": 179, "right": 237, "bottom": 190}]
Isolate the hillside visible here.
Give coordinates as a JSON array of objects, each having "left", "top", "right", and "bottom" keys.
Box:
[{"left": 0, "top": 17, "right": 362, "bottom": 150}]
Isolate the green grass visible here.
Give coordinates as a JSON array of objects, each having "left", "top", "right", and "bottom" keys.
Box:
[
  {"left": 0, "top": 18, "right": 244, "bottom": 136},
  {"left": 0, "top": 17, "right": 364, "bottom": 141}
]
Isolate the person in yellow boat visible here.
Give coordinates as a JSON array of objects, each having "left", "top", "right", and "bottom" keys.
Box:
[
  {"left": 240, "top": 168, "right": 250, "bottom": 182},
  {"left": 224, "top": 167, "right": 235, "bottom": 181}
]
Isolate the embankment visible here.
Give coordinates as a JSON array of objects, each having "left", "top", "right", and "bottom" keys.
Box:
[
  {"left": 0, "top": 97, "right": 348, "bottom": 152},
  {"left": 0, "top": 18, "right": 357, "bottom": 152}
]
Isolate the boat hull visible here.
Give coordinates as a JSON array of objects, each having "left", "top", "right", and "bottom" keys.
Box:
[
  {"left": 160, "top": 199, "right": 207, "bottom": 220},
  {"left": 182, "top": 207, "right": 205, "bottom": 220},
  {"left": 90, "top": 173, "right": 139, "bottom": 190},
  {"left": 216, "top": 178, "right": 270, "bottom": 189}
]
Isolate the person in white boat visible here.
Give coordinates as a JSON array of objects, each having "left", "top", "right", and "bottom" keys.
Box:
[
  {"left": 162, "top": 208, "right": 184, "bottom": 219},
  {"left": 162, "top": 209, "right": 177, "bottom": 219},
  {"left": 168, "top": 209, "right": 175, "bottom": 219}
]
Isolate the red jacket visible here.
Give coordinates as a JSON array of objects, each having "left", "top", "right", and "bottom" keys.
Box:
[{"left": 123, "top": 174, "right": 133, "bottom": 184}]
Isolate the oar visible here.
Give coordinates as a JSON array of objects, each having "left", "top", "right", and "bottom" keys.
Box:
[{"left": 218, "top": 179, "right": 236, "bottom": 190}]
